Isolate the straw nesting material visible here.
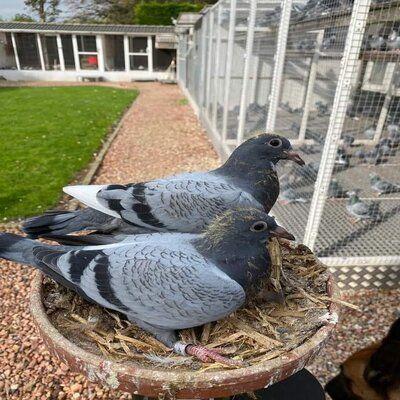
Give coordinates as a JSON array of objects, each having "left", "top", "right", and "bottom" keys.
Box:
[{"left": 43, "top": 238, "right": 344, "bottom": 372}]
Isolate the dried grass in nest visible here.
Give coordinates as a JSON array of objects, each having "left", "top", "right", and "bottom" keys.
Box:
[{"left": 42, "top": 239, "right": 353, "bottom": 371}]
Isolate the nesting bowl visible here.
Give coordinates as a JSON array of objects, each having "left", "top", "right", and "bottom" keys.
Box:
[{"left": 30, "top": 271, "right": 339, "bottom": 398}]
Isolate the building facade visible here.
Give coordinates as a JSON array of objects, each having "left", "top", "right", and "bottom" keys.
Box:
[{"left": 0, "top": 22, "right": 177, "bottom": 82}]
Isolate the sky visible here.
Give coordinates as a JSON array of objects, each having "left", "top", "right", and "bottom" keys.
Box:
[
  {"left": 1, "top": 0, "right": 27, "bottom": 19},
  {"left": 0, "top": 0, "right": 68, "bottom": 20}
]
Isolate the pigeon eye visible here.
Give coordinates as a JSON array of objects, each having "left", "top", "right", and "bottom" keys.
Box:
[
  {"left": 250, "top": 221, "right": 268, "bottom": 232},
  {"left": 268, "top": 138, "right": 282, "bottom": 148}
]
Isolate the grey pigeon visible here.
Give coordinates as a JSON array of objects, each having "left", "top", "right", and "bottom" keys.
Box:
[
  {"left": 364, "top": 126, "right": 376, "bottom": 140},
  {"left": 369, "top": 34, "right": 386, "bottom": 51},
  {"left": 386, "top": 30, "right": 400, "bottom": 51},
  {"left": 388, "top": 123, "right": 400, "bottom": 146},
  {"left": 355, "top": 146, "right": 382, "bottom": 164},
  {"left": 322, "top": 34, "right": 336, "bottom": 50},
  {"left": 387, "top": 122, "right": 399, "bottom": 136},
  {"left": 335, "top": 148, "right": 350, "bottom": 168},
  {"left": 282, "top": 161, "right": 319, "bottom": 186},
  {"left": 328, "top": 179, "right": 348, "bottom": 198},
  {"left": 279, "top": 188, "right": 308, "bottom": 204},
  {"left": 376, "top": 138, "right": 394, "bottom": 157},
  {"left": 23, "top": 134, "right": 304, "bottom": 238},
  {"left": 1, "top": 209, "right": 295, "bottom": 365},
  {"left": 315, "top": 101, "right": 329, "bottom": 116},
  {"left": 369, "top": 173, "right": 400, "bottom": 195},
  {"left": 342, "top": 134, "right": 355, "bottom": 147},
  {"left": 346, "top": 191, "right": 380, "bottom": 221}
]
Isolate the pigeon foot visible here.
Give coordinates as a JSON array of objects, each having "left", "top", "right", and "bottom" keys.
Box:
[{"left": 185, "top": 344, "right": 243, "bottom": 366}]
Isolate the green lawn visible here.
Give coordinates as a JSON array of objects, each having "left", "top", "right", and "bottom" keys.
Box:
[{"left": 0, "top": 86, "right": 138, "bottom": 221}]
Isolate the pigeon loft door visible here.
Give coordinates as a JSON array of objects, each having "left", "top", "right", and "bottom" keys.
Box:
[{"left": 127, "top": 36, "right": 152, "bottom": 72}]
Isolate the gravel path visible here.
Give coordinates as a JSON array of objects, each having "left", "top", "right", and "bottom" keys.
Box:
[
  {"left": 0, "top": 82, "right": 218, "bottom": 400},
  {"left": 0, "top": 81, "right": 399, "bottom": 399}
]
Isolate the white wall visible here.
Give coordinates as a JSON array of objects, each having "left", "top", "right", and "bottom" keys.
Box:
[{"left": 0, "top": 69, "right": 170, "bottom": 82}]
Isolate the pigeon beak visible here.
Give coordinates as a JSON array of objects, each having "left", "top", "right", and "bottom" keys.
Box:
[
  {"left": 270, "top": 226, "right": 295, "bottom": 241},
  {"left": 284, "top": 150, "right": 305, "bottom": 166}
]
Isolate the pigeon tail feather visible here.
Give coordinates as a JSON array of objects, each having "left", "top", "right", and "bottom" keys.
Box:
[
  {"left": 63, "top": 185, "right": 120, "bottom": 218},
  {"left": 23, "top": 210, "right": 78, "bottom": 238},
  {"left": 0, "top": 233, "right": 41, "bottom": 265}
]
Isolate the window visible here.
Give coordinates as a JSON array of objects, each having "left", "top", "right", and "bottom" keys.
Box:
[
  {"left": 15, "top": 33, "right": 41, "bottom": 70},
  {"left": 129, "top": 55, "right": 148, "bottom": 70},
  {"left": 61, "top": 34, "right": 75, "bottom": 70},
  {"left": 41, "top": 35, "right": 60, "bottom": 70},
  {"left": 76, "top": 35, "right": 98, "bottom": 70},
  {"left": 0, "top": 33, "right": 17, "bottom": 69},
  {"left": 127, "top": 36, "right": 150, "bottom": 71},
  {"left": 77, "top": 35, "right": 97, "bottom": 52},
  {"left": 129, "top": 37, "right": 147, "bottom": 53},
  {"left": 104, "top": 35, "right": 125, "bottom": 71}
]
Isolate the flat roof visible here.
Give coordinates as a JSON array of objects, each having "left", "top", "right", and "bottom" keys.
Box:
[{"left": 0, "top": 22, "right": 175, "bottom": 35}]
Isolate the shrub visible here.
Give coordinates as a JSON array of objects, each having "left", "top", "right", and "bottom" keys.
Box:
[{"left": 134, "top": 2, "right": 203, "bottom": 26}]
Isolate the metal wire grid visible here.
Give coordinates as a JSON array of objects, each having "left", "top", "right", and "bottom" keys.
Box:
[{"left": 176, "top": 0, "right": 400, "bottom": 272}]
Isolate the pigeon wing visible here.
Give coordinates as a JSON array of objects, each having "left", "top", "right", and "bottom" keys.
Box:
[
  {"left": 96, "top": 174, "right": 259, "bottom": 232},
  {"left": 34, "top": 241, "right": 246, "bottom": 330}
]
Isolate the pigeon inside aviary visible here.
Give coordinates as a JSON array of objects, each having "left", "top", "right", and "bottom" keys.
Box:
[
  {"left": 23, "top": 134, "right": 304, "bottom": 238},
  {"left": 1, "top": 209, "right": 295, "bottom": 365},
  {"left": 386, "top": 30, "right": 400, "bottom": 51},
  {"left": 369, "top": 173, "right": 400, "bottom": 195},
  {"left": 278, "top": 188, "right": 308, "bottom": 205},
  {"left": 369, "top": 34, "right": 386, "bottom": 51},
  {"left": 315, "top": 101, "right": 329, "bottom": 116},
  {"left": 328, "top": 179, "right": 348, "bottom": 198},
  {"left": 346, "top": 190, "right": 380, "bottom": 222},
  {"left": 364, "top": 126, "right": 376, "bottom": 140},
  {"left": 335, "top": 147, "right": 350, "bottom": 168}
]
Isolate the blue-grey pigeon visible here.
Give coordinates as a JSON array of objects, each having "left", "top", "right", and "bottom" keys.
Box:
[
  {"left": 346, "top": 191, "right": 380, "bottom": 221},
  {"left": 23, "top": 134, "right": 304, "bottom": 238},
  {"left": 369, "top": 173, "right": 400, "bottom": 195},
  {"left": 1, "top": 208, "right": 294, "bottom": 365}
]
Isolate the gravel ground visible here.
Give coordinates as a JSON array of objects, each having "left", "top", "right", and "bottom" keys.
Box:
[
  {"left": 0, "top": 82, "right": 218, "bottom": 400},
  {"left": 0, "top": 81, "right": 399, "bottom": 399},
  {"left": 308, "top": 288, "right": 400, "bottom": 388}
]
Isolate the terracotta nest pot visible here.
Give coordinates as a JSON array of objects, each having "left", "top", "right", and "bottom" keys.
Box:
[{"left": 30, "top": 271, "right": 340, "bottom": 399}]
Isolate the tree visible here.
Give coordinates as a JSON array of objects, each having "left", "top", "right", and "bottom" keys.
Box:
[
  {"left": 12, "top": 13, "right": 36, "bottom": 22},
  {"left": 134, "top": 2, "right": 203, "bottom": 25},
  {"left": 24, "top": 0, "right": 60, "bottom": 22},
  {"left": 65, "top": 0, "right": 216, "bottom": 25},
  {"left": 65, "top": 0, "right": 138, "bottom": 24}
]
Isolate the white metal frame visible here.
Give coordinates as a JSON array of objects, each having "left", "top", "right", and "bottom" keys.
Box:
[
  {"left": 236, "top": 0, "right": 258, "bottom": 146},
  {"left": 221, "top": 0, "right": 237, "bottom": 144},
  {"left": 71, "top": 34, "right": 80, "bottom": 71},
  {"left": 36, "top": 33, "right": 45, "bottom": 71},
  {"left": 298, "top": 30, "right": 325, "bottom": 142},
  {"left": 125, "top": 35, "right": 153, "bottom": 72},
  {"left": 303, "top": 0, "right": 373, "bottom": 252},
  {"left": 205, "top": 10, "right": 215, "bottom": 116},
  {"left": 212, "top": 2, "right": 223, "bottom": 129},
  {"left": 56, "top": 34, "right": 65, "bottom": 71},
  {"left": 266, "top": 0, "right": 293, "bottom": 132},
  {"left": 10, "top": 33, "right": 20, "bottom": 70}
]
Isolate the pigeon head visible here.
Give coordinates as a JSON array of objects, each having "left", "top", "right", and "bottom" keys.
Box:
[
  {"left": 196, "top": 208, "right": 294, "bottom": 288},
  {"left": 347, "top": 190, "right": 361, "bottom": 204},
  {"left": 226, "top": 133, "right": 305, "bottom": 168},
  {"left": 200, "top": 208, "right": 294, "bottom": 251},
  {"left": 369, "top": 172, "right": 380, "bottom": 183}
]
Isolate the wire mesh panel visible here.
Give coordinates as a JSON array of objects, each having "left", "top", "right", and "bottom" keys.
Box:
[{"left": 177, "top": 0, "right": 400, "bottom": 277}]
